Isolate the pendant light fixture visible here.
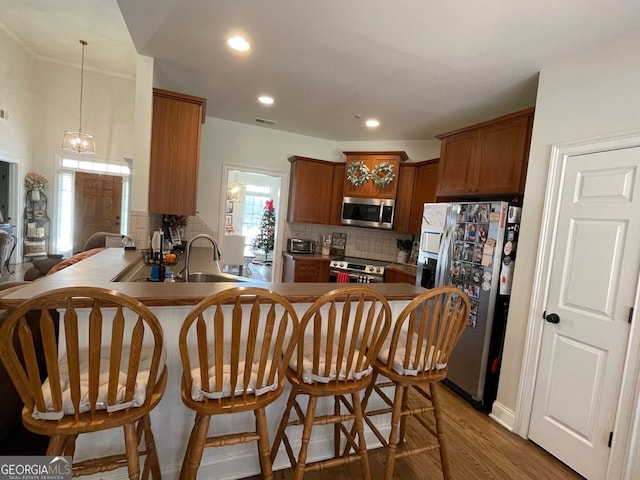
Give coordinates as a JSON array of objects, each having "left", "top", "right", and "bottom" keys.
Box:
[{"left": 62, "top": 40, "right": 96, "bottom": 154}]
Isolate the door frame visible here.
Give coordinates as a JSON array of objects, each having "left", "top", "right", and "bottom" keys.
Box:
[
  {"left": 0, "top": 157, "right": 23, "bottom": 263},
  {"left": 218, "top": 163, "right": 288, "bottom": 282},
  {"left": 515, "top": 130, "right": 640, "bottom": 479}
]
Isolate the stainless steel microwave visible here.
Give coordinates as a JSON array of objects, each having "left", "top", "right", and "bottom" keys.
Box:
[{"left": 341, "top": 197, "right": 395, "bottom": 230}]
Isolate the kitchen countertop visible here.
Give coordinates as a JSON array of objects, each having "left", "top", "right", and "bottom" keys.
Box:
[
  {"left": 0, "top": 248, "right": 423, "bottom": 479},
  {"left": 0, "top": 248, "right": 425, "bottom": 308}
]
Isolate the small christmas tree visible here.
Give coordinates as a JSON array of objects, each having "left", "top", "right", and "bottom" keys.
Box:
[{"left": 253, "top": 199, "right": 275, "bottom": 262}]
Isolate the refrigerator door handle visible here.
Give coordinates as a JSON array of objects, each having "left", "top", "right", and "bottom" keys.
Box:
[{"left": 435, "top": 224, "right": 453, "bottom": 287}]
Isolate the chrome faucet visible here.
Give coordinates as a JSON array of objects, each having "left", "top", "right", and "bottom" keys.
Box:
[{"left": 181, "top": 234, "right": 222, "bottom": 281}]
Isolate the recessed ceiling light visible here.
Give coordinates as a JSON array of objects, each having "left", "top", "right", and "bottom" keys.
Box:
[
  {"left": 365, "top": 119, "right": 380, "bottom": 128},
  {"left": 227, "top": 36, "right": 250, "bottom": 52},
  {"left": 258, "top": 95, "right": 274, "bottom": 105}
]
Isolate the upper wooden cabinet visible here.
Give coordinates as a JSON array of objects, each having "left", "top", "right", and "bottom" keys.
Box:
[
  {"left": 329, "top": 163, "right": 345, "bottom": 225},
  {"left": 149, "top": 88, "right": 206, "bottom": 216},
  {"left": 288, "top": 156, "right": 341, "bottom": 225},
  {"left": 436, "top": 108, "right": 534, "bottom": 198},
  {"left": 394, "top": 159, "right": 439, "bottom": 234},
  {"left": 342, "top": 151, "right": 408, "bottom": 199},
  {"left": 411, "top": 159, "right": 439, "bottom": 233},
  {"left": 393, "top": 163, "right": 416, "bottom": 233}
]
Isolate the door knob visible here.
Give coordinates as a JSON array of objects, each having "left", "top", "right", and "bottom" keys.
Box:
[{"left": 545, "top": 313, "right": 560, "bottom": 324}]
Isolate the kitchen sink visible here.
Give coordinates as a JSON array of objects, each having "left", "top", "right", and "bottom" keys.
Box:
[{"left": 177, "top": 272, "right": 247, "bottom": 283}]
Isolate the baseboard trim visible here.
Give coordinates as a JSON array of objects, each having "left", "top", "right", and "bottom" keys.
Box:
[{"left": 489, "top": 401, "right": 515, "bottom": 432}]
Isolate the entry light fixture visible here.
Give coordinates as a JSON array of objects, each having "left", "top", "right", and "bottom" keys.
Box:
[
  {"left": 62, "top": 40, "right": 96, "bottom": 154},
  {"left": 365, "top": 119, "right": 380, "bottom": 128}
]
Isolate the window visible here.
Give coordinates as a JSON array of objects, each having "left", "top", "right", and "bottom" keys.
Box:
[{"left": 242, "top": 191, "right": 272, "bottom": 244}]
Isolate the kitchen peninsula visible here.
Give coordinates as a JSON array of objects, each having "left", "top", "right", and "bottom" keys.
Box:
[{"left": 1, "top": 248, "right": 423, "bottom": 480}]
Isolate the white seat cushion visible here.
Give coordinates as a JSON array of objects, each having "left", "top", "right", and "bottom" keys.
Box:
[
  {"left": 290, "top": 337, "right": 372, "bottom": 384},
  {"left": 189, "top": 341, "right": 278, "bottom": 401},
  {"left": 36, "top": 345, "right": 166, "bottom": 420},
  {"left": 378, "top": 331, "right": 446, "bottom": 376}
]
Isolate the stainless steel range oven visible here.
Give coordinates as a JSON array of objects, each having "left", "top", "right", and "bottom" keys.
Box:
[{"left": 329, "top": 257, "right": 386, "bottom": 283}]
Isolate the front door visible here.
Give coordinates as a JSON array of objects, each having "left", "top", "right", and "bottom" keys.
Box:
[
  {"left": 528, "top": 146, "right": 640, "bottom": 479},
  {"left": 73, "top": 172, "right": 122, "bottom": 253}
]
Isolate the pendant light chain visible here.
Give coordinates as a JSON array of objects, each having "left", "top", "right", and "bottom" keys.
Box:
[
  {"left": 79, "top": 40, "right": 87, "bottom": 135},
  {"left": 61, "top": 39, "right": 96, "bottom": 154}
]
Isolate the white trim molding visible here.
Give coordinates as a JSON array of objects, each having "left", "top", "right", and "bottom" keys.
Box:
[
  {"left": 514, "top": 129, "right": 640, "bottom": 480},
  {"left": 489, "top": 401, "right": 515, "bottom": 432}
]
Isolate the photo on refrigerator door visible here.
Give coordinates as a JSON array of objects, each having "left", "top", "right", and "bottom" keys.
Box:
[
  {"left": 464, "top": 282, "right": 479, "bottom": 300},
  {"left": 465, "top": 223, "right": 477, "bottom": 242},
  {"left": 477, "top": 203, "right": 490, "bottom": 222},
  {"left": 460, "top": 263, "right": 472, "bottom": 282},
  {"left": 468, "top": 299, "right": 479, "bottom": 328},
  {"left": 462, "top": 243, "right": 474, "bottom": 262},
  {"left": 477, "top": 223, "right": 489, "bottom": 243},
  {"left": 457, "top": 204, "right": 468, "bottom": 222},
  {"left": 471, "top": 265, "right": 483, "bottom": 284},
  {"left": 451, "top": 261, "right": 461, "bottom": 278},
  {"left": 473, "top": 245, "right": 483, "bottom": 263},
  {"left": 453, "top": 242, "right": 463, "bottom": 260}
]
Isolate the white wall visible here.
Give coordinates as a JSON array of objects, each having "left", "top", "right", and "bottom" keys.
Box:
[
  {"left": 0, "top": 30, "right": 136, "bottom": 256},
  {"left": 337, "top": 139, "right": 440, "bottom": 162},
  {"left": 0, "top": 28, "right": 34, "bottom": 165},
  {"left": 496, "top": 32, "right": 640, "bottom": 417},
  {"left": 30, "top": 60, "right": 135, "bottom": 185},
  {"left": 198, "top": 117, "right": 341, "bottom": 234},
  {"left": 0, "top": 28, "right": 35, "bottom": 232}
]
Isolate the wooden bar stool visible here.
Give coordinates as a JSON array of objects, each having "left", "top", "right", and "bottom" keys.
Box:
[
  {"left": 0, "top": 286, "right": 167, "bottom": 479},
  {"left": 359, "top": 286, "right": 470, "bottom": 480},
  {"left": 178, "top": 287, "right": 299, "bottom": 480},
  {"left": 270, "top": 285, "right": 391, "bottom": 480}
]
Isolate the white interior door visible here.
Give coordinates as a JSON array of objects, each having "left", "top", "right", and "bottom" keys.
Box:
[{"left": 528, "top": 147, "right": 640, "bottom": 479}]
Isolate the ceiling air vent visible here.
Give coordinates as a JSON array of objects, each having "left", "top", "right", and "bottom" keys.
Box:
[{"left": 255, "top": 117, "right": 277, "bottom": 125}]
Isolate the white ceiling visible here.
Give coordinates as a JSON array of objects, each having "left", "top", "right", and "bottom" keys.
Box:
[{"left": 3, "top": 0, "right": 640, "bottom": 141}]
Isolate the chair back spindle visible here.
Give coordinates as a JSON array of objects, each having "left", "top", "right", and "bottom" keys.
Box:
[{"left": 0, "top": 286, "right": 166, "bottom": 479}]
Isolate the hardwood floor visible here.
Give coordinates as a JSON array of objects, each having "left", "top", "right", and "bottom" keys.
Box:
[{"left": 255, "top": 384, "right": 584, "bottom": 480}]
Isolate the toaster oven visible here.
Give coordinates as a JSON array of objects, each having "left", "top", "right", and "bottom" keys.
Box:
[{"left": 287, "top": 238, "right": 316, "bottom": 254}]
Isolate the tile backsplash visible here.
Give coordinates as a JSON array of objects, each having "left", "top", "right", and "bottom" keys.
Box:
[
  {"left": 128, "top": 211, "right": 414, "bottom": 264},
  {"left": 285, "top": 223, "right": 415, "bottom": 263},
  {"left": 129, "top": 210, "right": 217, "bottom": 249}
]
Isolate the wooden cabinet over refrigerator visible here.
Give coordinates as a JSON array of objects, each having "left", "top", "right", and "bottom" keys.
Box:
[{"left": 436, "top": 108, "right": 534, "bottom": 198}]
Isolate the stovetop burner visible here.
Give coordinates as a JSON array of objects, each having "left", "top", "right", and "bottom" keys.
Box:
[{"left": 330, "top": 256, "right": 387, "bottom": 276}]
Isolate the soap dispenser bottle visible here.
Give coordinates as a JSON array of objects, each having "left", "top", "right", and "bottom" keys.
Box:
[{"left": 151, "top": 229, "right": 162, "bottom": 260}]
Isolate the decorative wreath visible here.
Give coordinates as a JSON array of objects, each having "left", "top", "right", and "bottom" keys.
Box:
[
  {"left": 371, "top": 162, "right": 396, "bottom": 187},
  {"left": 346, "top": 161, "right": 371, "bottom": 187}
]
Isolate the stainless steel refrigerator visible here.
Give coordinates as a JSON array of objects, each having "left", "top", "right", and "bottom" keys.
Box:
[{"left": 416, "top": 201, "right": 521, "bottom": 409}]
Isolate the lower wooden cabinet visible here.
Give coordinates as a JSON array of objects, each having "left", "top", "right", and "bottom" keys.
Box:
[
  {"left": 385, "top": 267, "right": 417, "bottom": 285},
  {"left": 282, "top": 253, "right": 330, "bottom": 282}
]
